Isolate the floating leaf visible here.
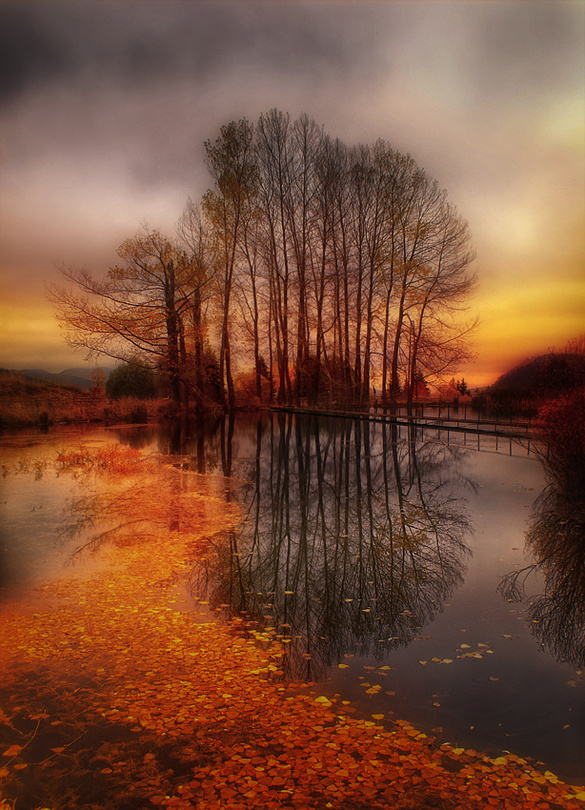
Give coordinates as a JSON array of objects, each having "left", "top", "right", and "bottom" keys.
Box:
[{"left": 0, "top": 443, "right": 577, "bottom": 810}]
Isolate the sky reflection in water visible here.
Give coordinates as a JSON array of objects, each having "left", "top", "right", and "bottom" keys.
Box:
[{"left": 1, "top": 415, "right": 583, "bottom": 783}]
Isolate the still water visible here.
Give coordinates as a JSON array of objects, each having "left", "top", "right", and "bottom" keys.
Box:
[{"left": 1, "top": 414, "right": 583, "bottom": 783}]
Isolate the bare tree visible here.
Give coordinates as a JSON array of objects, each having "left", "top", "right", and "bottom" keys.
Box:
[
  {"left": 49, "top": 228, "right": 205, "bottom": 405},
  {"left": 203, "top": 119, "right": 257, "bottom": 408}
]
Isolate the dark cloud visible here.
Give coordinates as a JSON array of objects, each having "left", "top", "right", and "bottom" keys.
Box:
[
  {"left": 0, "top": 5, "right": 73, "bottom": 102},
  {"left": 0, "top": 1, "right": 390, "bottom": 105}
]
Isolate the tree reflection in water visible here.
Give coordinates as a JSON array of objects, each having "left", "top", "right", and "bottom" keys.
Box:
[
  {"left": 499, "top": 393, "right": 585, "bottom": 669},
  {"left": 190, "top": 414, "right": 473, "bottom": 680}
]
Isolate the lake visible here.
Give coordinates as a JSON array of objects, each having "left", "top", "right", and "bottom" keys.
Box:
[{"left": 1, "top": 413, "right": 583, "bottom": 784}]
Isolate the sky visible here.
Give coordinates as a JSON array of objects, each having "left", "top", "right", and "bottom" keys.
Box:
[{"left": 1, "top": 0, "right": 584, "bottom": 387}]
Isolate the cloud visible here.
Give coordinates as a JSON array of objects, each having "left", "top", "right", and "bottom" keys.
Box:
[
  {"left": 466, "top": 2, "right": 584, "bottom": 104},
  {"left": 0, "top": 1, "right": 391, "bottom": 103},
  {"left": 0, "top": 1, "right": 583, "bottom": 380}
]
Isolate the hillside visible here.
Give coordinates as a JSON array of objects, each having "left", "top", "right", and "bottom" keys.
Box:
[
  {"left": 12, "top": 367, "right": 113, "bottom": 391},
  {"left": 0, "top": 369, "right": 88, "bottom": 398},
  {"left": 491, "top": 352, "right": 585, "bottom": 395}
]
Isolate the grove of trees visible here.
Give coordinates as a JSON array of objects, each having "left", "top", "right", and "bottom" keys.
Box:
[{"left": 50, "top": 110, "right": 477, "bottom": 411}]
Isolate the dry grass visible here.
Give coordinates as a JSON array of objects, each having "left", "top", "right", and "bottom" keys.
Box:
[{"left": 0, "top": 370, "right": 165, "bottom": 428}]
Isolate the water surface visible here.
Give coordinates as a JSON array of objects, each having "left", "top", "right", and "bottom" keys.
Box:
[{"left": 1, "top": 415, "right": 583, "bottom": 783}]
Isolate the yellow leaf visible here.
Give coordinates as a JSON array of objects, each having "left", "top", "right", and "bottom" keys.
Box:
[
  {"left": 3, "top": 745, "right": 22, "bottom": 757},
  {"left": 338, "top": 664, "right": 349, "bottom": 669},
  {"left": 315, "top": 696, "right": 332, "bottom": 706},
  {"left": 371, "top": 714, "right": 385, "bottom": 720}
]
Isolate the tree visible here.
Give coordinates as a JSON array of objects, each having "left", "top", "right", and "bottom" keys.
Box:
[
  {"left": 106, "top": 359, "right": 158, "bottom": 400},
  {"left": 90, "top": 368, "right": 107, "bottom": 394},
  {"left": 49, "top": 227, "right": 211, "bottom": 407},
  {"left": 51, "top": 109, "right": 477, "bottom": 412},
  {"left": 203, "top": 119, "right": 257, "bottom": 408},
  {"left": 456, "top": 378, "right": 469, "bottom": 396}
]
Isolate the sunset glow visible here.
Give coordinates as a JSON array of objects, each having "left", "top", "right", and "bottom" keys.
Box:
[{"left": 1, "top": 1, "right": 583, "bottom": 386}]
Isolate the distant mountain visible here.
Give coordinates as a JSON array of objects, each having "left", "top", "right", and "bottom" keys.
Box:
[
  {"left": 13, "top": 367, "right": 113, "bottom": 391},
  {"left": 491, "top": 352, "right": 585, "bottom": 394}
]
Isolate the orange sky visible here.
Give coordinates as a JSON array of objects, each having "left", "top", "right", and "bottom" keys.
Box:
[{"left": 1, "top": 1, "right": 583, "bottom": 387}]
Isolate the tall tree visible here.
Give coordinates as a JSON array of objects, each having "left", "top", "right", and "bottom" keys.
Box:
[{"left": 203, "top": 119, "right": 257, "bottom": 408}]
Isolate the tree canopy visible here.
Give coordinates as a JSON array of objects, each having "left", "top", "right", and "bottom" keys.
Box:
[{"left": 50, "top": 110, "right": 477, "bottom": 409}]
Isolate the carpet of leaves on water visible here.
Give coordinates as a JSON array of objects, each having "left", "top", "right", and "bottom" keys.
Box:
[{"left": 1, "top": 446, "right": 584, "bottom": 810}]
